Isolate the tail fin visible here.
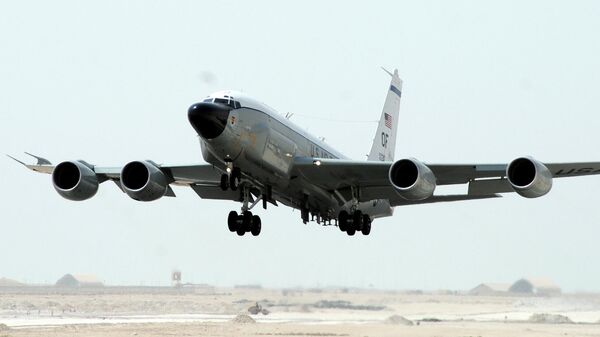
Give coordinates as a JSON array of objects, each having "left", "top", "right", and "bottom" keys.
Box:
[{"left": 367, "top": 68, "right": 402, "bottom": 162}]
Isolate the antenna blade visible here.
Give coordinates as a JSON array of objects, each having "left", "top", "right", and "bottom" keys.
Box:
[{"left": 381, "top": 66, "right": 393, "bottom": 77}]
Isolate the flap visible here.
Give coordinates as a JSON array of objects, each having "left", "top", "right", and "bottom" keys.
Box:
[{"left": 468, "top": 179, "right": 513, "bottom": 195}]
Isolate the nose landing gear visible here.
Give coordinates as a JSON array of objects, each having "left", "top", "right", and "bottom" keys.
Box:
[{"left": 338, "top": 210, "right": 372, "bottom": 236}]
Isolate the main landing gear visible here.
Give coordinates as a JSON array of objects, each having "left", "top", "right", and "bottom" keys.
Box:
[
  {"left": 222, "top": 166, "right": 263, "bottom": 236},
  {"left": 338, "top": 210, "right": 372, "bottom": 236},
  {"left": 228, "top": 210, "right": 261, "bottom": 236},
  {"left": 220, "top": 167, "right": 241, "bottom": 191}
]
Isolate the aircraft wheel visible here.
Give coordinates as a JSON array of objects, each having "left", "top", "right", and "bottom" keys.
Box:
[
  {"left": 230, "top": 168, "right": 241, "bottom": 191},
  {"left": 361, "top": 215, "right": 371, "bottom": 236},
  {"left": 353, "top": 210, "right": 363, "bottom": 230},
  {"left": 338, "top": 210, "right": 349, "bottom": 231},
  {"left": 220, "top": 174, "right": 229, "bottom": 191},
  {"left": 346, "top": 227, "right": 356, "bottom": 236},
  {"left": 236, "top": 227, "right": 245, "bottom": 236},
  {"left": 251, "top": 215, "right": 262, "bottom": 236},
  {"left": 227, "top": 211, "right": 238, "bottom": 232},
  {"left": 242, "top": 211, "right": 253, "bottom": 231}
]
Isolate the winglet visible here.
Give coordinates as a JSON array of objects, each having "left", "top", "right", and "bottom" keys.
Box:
[
  {"left": 24, "top": 152, "right": 52, "bottom": 165},
  {"left": 7, "top": 153, "right": 54, "bottom": 174}
]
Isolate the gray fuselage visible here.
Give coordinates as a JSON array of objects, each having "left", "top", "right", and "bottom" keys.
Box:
[{"left": 188, "top": 90, "right": 392, "bottom": 221}]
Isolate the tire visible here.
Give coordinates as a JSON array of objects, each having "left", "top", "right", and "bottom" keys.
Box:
[
  {"left": 251, "top": 215, "right": 262, "bottom": 236},
  {"left": 227, "top": 211, "right": 238, "bottom": 232},
  {"left": 338, "top": 210, "right": 349, "bottom": 231},
  {"left": 346, "top": 227, "right": 356, "bottom": 236},
  {"left": 242, "top": 211, "right": 253, "bottom": 231},
  {"left": 230, "top": 168, "right": 241, "bottom": 191},
  {"left": 361, "top": 214, "right": 371, "bottom": 235},
  {"left": 236, "top": 228, "right": 245, "bottom": 236},
  {"left": 220, "top": 174, "right": 229, "bottom": 191},
  {"left": 353, "top": 210, "right": 363, "bottom": 230}
]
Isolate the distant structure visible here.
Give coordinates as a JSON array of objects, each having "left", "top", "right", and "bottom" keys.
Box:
[
  {"left": 171, "top": 270, "right": 182, "bottom": 287},
  {"left": 55, "top": 274, "right": 104, "bottom": 288},
  {"left": 0, "top": 277, "right": 25, "bottom": 287},
  {"left": 509, "top": 278, "right": 561, "bottom": 296},
  {"left": 469, "top": 283, "right": 511, "bottom": 296}
]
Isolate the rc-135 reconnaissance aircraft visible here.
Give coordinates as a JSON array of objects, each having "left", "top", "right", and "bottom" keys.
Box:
[{"left": 10, "top": 69, "right": 600, "bottom": 237}]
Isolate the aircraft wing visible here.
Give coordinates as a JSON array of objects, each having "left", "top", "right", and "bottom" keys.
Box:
[
  {"left": 8, "top": 153, "right": 227, "bottom": 198},
  {"left": 291, "top": 157, "right": 600, "bottom": 204}
]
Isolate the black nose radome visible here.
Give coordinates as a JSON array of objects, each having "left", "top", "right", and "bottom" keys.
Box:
[{"left": 188, "top": 102, "right": 231, "bottom": 139}]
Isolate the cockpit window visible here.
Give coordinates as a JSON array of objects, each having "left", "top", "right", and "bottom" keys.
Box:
[
  {"left": 214, "top": 98, "right": 240, "bottom": 109},
  {"left": 203, "top": 98, "right": 213, "bottom": 102},
  {"left": 214, "top": 98, "right": 230, "bottom": 105}
]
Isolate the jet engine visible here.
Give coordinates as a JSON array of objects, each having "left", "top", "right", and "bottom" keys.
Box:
[
  {"left": 506, "top": 157, "right": 552, "bottom": 198},
  {"left": 388, "top": 158, "right": 436, "bottom": 200},
  {"left": 52, "top": 160, "right": 99, "bottom": 201},
  {"left": 120, "top": 160, "right": 169, "bottom": 201}
]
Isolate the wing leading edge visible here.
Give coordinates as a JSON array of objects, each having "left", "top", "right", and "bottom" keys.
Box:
[
  {"left": 11, "top": 153, "right": 600, "bottom": 206},
  {"left": 290, "top": 157, "right": 600, "bottom": 205},
  {"left": 8, "top": 153, "right": 227, "bottom": 199}
]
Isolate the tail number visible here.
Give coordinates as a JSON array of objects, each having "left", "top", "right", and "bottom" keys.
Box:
[{"left": 381, "top": 132, "right": 389, "bottom": 148}]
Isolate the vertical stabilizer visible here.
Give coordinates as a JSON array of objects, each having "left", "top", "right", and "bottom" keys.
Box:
[{"left": 368, "top": 68, "right": 402, "bottom": 161}]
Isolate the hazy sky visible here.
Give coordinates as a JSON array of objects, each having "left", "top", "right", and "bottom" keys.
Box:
[{"left": 2, "top": 0, "right": 600, "bottom": 292}]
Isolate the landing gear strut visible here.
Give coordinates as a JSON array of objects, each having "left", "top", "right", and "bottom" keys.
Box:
[
  {"left": 338, "top": 210, "right": 372, "bottom": 236},
  {"left": 226, "top": 176, "right": 263, "bottom": 236}
]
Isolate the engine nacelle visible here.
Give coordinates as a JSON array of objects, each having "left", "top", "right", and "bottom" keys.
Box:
[
  {"left": 507, "top": 157, "right": 553, "bottom": 198},
  {"left": 52, "top": 161, "right": 99, "bottom": 201},
  {"left": 388, "top": 158, "right": 436, "bottom": 201},
  {"left": 120, "top": 160, "right": 169, "bottom": 201}
]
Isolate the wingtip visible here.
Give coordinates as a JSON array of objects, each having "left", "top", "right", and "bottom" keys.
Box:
[
  {"left": 24, "top": 152, "right": 52, "bottom": 165},
  {"left": 6, "top": 154, "right": 27, "bottom": 166}
]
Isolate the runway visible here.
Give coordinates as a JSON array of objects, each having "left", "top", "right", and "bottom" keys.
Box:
[{"left": 1, "top": 287, "right": 599, "bottom": 336}]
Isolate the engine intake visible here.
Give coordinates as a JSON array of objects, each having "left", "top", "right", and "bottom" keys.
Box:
[
  {"left": 389, "top": 158, "right": 436, "bottom": 200},
  {"left": 52, "top": 161, "right": 99, "bottom": 201},
  {"left": 507, "top": 157, "right": 552, "bottom": 198},
  {"left": 120, "top": 160, "right": 169, "bottom": 201}
]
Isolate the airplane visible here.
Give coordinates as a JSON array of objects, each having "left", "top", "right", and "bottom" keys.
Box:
[{"left": 9, "top": 68, "right": 600, "bottom": 237}]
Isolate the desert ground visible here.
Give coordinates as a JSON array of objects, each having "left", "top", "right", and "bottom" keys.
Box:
[{"left": 1, "top": 286, "right": 599, "bottom": 337}]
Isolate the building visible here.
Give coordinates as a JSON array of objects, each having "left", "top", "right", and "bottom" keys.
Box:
[
  {"left": 172, "top": 270, "right": 182, "bottom": 287},
  {"left": 509, "top": 278, "right": 561, "bottom": 296},
  {"left": 0, "top": 277, "right": 25, "bottom": 287},
  {"left": 469, "top": 283, "right": 511, "bottom": 296},
  {"left": 55, "top": 274, "right": 104, "bottom": 288}
]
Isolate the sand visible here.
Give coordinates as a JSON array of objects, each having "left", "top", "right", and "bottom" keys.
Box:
[{"left": 0, "top": 286, "right": 599, "bottom": 337}]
